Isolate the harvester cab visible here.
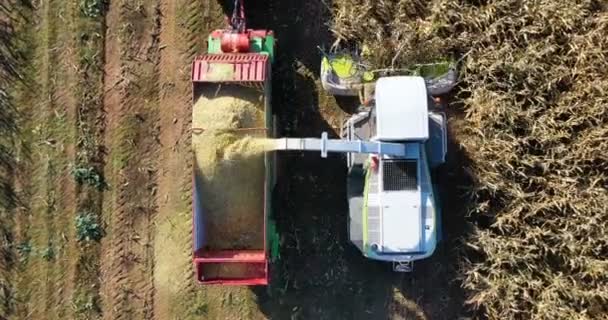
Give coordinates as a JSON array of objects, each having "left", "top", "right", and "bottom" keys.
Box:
[{"left": 191, "top": 0, "right": 278, "bottom": 285}]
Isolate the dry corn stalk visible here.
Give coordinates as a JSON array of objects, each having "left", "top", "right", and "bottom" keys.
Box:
[{"left": 329, "top": 0, "right": 608, "bottom": 318}]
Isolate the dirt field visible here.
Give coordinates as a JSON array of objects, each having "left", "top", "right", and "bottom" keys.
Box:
[{"left": 3, "top": 0, "right": 605, "bottom": 320}]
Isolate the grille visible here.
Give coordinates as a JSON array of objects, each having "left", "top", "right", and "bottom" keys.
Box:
[
  {"left": 383, "top": 160, "right": 417, "bottom": 191},
  {"left": 367, "top": 206, "right": 381, "bottom": 246}
]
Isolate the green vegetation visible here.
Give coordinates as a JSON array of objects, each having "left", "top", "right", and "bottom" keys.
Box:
[
  {"left": 411, "top": 62, "right": 453, "bottom": 79},
  {"left": 73, "top": 292, "right": 101, "bottom": 315},
  {"left": 75, "top": 212, "right": 104, "bottom": 243},
  {"left": 193, "top": 303, "right": 209, "bottom": 316},
  {"left": 15, "top": 241, "right": 33, "bottom": 262},
  {"left": 79, "top": 0, "right": 106, "bottom": 18},
  {"left": 72, "top": 166, "right": 107, "bottom": 190},
  {"left": 41, "top": 245, "right": 55, "bottom": 261}
]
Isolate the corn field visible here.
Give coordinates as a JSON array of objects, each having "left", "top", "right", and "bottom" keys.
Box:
[{"left": 330, "top": 0, "right": 607, "bottom": 319}]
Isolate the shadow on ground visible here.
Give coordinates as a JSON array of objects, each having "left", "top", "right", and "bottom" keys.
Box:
[{"left": 215, "top": 1, "right": 475, "bottom": 318}]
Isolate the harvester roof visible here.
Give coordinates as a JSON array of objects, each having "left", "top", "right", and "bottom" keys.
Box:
[{"left": 375, "top": 77, "right": 429, "bottom": 141}]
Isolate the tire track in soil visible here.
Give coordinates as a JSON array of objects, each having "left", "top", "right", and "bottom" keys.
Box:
[
  {"left": 100, "top": 1, "right": 161, "bottom": 319},
  {"left": 99, "top": 0, "right": 122, "bottom": 317},
  {"left": 39, "top": 0, "right": 57, "bottom": 316},
  {"left": 43, "top": 0, "right": 80, "bottom": 318},
  {"left": 154, "top": 0, "right": 195, "bottom": 315}
]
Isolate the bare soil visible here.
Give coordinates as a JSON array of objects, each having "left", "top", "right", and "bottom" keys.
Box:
[{"left": 100, "top": 1, "right": 161, "bottom": 320}]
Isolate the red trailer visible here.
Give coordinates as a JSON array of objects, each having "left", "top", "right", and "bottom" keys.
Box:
[{"left": 191, "top": 0, "right": 279, "bottom": 286}]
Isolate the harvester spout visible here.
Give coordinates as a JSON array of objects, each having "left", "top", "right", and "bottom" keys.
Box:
[{"left": 272, "top": 132, "right": 408, "bottom": 158}]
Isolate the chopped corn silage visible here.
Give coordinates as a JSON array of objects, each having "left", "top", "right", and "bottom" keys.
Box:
[{"left": 192, "top": 84, "right": 271, "bottom": 250}]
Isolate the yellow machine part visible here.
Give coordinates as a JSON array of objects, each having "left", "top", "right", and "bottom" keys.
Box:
[{"left": 322, "top": 55, "right": 374, "bottom": 82}]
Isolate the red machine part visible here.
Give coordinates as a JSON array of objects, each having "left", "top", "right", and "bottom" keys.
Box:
[
  {"left": 220, "top": 0, "right": 249, "bottom": 53},
  {"left": 211, "top": 0, "right": 273, "bottom": 55},
  {"left": 218, "top": 29, "right": 273, "bottom": 54},
  {"left": 221, "top": 31, "right": 251, "bottom": 53},
  {"left": 193, "top": 250, "right": 268, "bottom": 285}
]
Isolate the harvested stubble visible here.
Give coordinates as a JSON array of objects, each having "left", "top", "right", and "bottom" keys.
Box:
[
  {"left": 193, "top": 84, "right": 271, "bottom": 250},
  {"left": 330, "top": 0, "right": 608, "bottom": 319}
]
